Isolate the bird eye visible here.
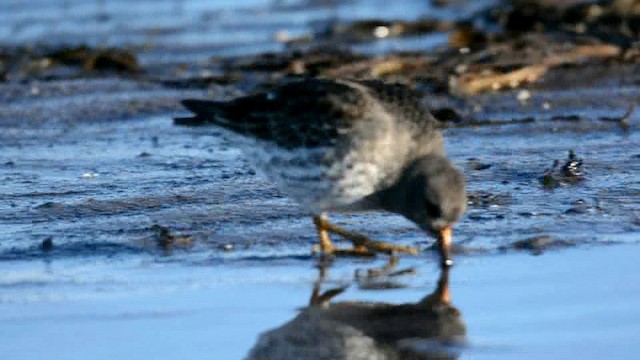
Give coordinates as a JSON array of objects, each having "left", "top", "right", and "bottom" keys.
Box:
[{"left": 425, "top": 202, "right": 441, "bottom": 218}]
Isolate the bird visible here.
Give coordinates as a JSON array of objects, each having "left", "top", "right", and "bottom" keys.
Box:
[
  {"left": 175, "top": 78, "right": 466, "bottom": 267},
  {"left": 246, "top": 262, "right": 465, "bottom": 360}
]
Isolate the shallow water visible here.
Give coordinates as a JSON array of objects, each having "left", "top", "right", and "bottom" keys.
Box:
[
  {"left": 3, "top": 246, "right": 640, "bottom": 360},
  {"left": 1, "top": 0, "right": 640, "bottom": 359}
]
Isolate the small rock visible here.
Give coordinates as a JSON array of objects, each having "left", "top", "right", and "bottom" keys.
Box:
[
  {"left": 81, "top": 172, "right": 98, "bottom": 179},
  {"left": 540, "top": 150, "right": 585, "bottom": 188},
  {"left": 220, "top": 244, "right": 235, "bottom": 252},
  {"left": 41, "top": 237, "right": 54, "bottom": 252},
  {"left": 274, "top": 30, "right": 291, "bottom": 43},
  {"left": 467, "top": 191, "right": 511, "bottom": 207},
  {"left": 501, "top": 235, "right": 575, "bottom": 255},
  {"left": 373, "top": 25, "right": 390, "bottom": 38},
  {"left": 467, "top": 158, "right": 492, "bottom": 171},
  {"left": 551, "top": 115, "right": 581, "bottom": 122},
  {"left": 510, "top": 236, "right": 552, "bottom": 253},
  {"left": 561, "top": 150, "right": 584, "bottom": 179},
  {"left": 84, "top": 49, "right": 140, "bottom": 73},
  {"left": 35, "top": 201, "right": 63, "bottom": 210},
  {"left": 541, "top": 172, "right": 559, "bottom": 189},
  {"left": 565, "top": 199, "right": 590, "bottom": 214},
  {"left": 516, "top": 89, "right": 531, "bottom": 103},
  {"left": 150, "top": 224, "right": 192, "bottom": 250},
  {"left": 517, "top": 211, "right": 538, "bottom": 217}
]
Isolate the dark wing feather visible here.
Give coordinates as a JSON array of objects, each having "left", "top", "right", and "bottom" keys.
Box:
[
  {"left": 175, "top": 79, "right": 369, "bottom": 149},
  {"left": 176, "top": 99, "right": 271, "bottom": 136},
  {"left": 174, "top": 79, "right": 434, "bottom": 149},
  {"left": 358, "top": 79, "right": 438, "bottom": 127}
]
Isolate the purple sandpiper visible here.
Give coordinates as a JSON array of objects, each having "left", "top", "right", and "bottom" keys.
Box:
[{"left": 175, "top": 78, "right": 466, "bottom": 267}]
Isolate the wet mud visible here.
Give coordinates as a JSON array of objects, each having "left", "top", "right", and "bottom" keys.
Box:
[{"left": 1, "top": 0, "right": 640, "bottom": 359}]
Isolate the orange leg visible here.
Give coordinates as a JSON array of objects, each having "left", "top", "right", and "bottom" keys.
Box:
[
  {"left": 437, "top": 226, "right": 454, "bottom": 267},
  {"left": 312, "top": 215, "right": 418, "bottom": 256},
  {"left": 419, "top": 265, "right": 451, "bottom": 305}
]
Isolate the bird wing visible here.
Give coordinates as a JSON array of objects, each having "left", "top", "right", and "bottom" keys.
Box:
[
  {"left": 175, "top": 79, "right": 438, "bottom": 149},
  {"left": 175, "top": 79, "right": 371, "bottom": 149},
  {"left": 358, "top": 79, "right": 439, "bottom": 128}
]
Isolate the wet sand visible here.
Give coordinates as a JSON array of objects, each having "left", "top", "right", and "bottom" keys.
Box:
[{"left": 1, "top": 0, "right": 640, "bottom": 359}]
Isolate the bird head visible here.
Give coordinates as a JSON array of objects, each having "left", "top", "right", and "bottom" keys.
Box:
[{"left": 380, "top": 155, "right": 466, "bottom": 239}]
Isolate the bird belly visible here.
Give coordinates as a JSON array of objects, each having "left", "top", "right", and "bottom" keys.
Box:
[
  {"left": 227, "top": 138, "right": 384, "bottom": 214},
  {"left": 245, "top": 144, "right": 379, "bottom": 213},
  {"left": 210, "top": 127, "right": 398, "bottom": 214}
]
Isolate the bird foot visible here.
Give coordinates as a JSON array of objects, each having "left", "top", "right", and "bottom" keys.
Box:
[
  {"left": 312, "top": 244, "right": 376, "bottom": 257},
  {"left": 312, "top": 215, "right": 419, "bottom": 257},
  {"left": 351, "top": 237, "right": 419, "bottom": 256},
  {"left": 355, "top": 255, "right": 415, "bottom": 279}
]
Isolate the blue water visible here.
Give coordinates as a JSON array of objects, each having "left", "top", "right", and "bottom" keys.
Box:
[{"left": 2, "top": 245, "right": 639, "bottom": 360}]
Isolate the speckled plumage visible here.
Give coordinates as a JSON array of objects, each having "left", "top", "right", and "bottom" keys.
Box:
[{"left": 175, "top": 79, "right": 446, "bottom": 214}]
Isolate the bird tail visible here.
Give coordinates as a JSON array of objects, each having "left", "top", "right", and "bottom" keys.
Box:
[{"left": 174, "top": 99, "right": 233, "bottom": 126}]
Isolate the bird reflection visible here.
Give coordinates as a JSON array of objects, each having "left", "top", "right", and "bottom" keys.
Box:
[{"left": 247, "top": 259, "right": 466, "bottom": 360}]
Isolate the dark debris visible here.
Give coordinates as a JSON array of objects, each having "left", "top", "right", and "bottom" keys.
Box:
[
  {"left": 466, "top": 158, "right": 492, "bottom": 171},
  {"left": 224, "top": 46, "right": 365, "bottom": 77},
  {"left": 484, "top": 0, "right": 640, "bottom": 47},
  {"left": 467, "top": 191, "right": 512, "bottom": 208},
  {"left": 599, "top": 104, "right": 635, "bottom": 130},
  {"left": 45, "top": 45, "right": 140, "bottom": 73},
  {"left": 499, "top": 235, "right": 576, "bottom": 255},
  {"left": 41, "top": 237, "right": 54, "bottom": 252},
  {"left": 0, "top": 44, "right": 140, "bottom": 81},
  {"left": 565, "top": 198, "right": 602, "bottom": 214},
  {"left": 540, "top": 150, "right": 585, "bottom": 189},
  {"left": 149, "top": 224, "right": 193, "bottom": 251}
]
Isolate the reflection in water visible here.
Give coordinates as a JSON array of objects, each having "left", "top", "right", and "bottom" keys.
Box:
[{"left": 247, "top": 260, "right": 466, "bottom": 360}]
